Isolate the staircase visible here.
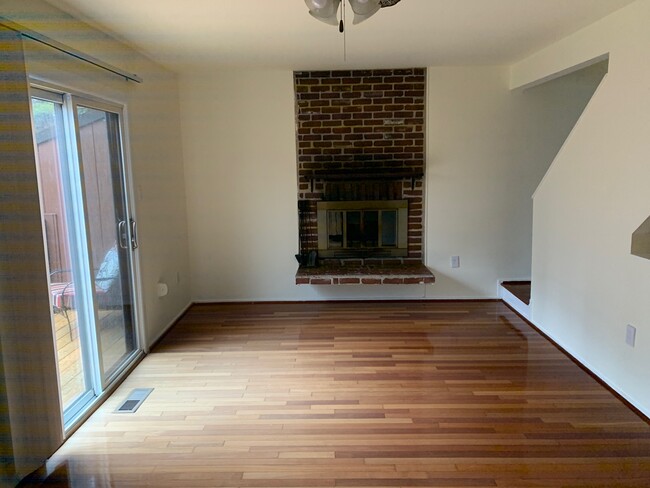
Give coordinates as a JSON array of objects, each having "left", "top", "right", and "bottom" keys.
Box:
[{"left": 500, "top": 281, "right": 531, "bottom": 320}]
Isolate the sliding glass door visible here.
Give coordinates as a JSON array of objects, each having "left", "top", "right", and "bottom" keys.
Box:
[
  {"left": 32, "top": 91, "right": 94, "bottom": 417},
  {"left": 73, "top": 101, "right": 137, "bottom": 382},
  {"left": 31, "top": 87, "right": 140, "bottom": 427}
]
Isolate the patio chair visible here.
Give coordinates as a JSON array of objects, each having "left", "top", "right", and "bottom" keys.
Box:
[{"left": 49, "top": 245, "right": 120, "bottom": 334}]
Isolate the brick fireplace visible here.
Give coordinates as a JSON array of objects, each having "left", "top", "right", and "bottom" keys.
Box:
[{"left": 294, "top": 68, "right": 434, "bottom": 285}]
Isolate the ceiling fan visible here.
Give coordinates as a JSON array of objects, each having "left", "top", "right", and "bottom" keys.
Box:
[{"left": 304, "top": 0, "right": 402, "bottom": 31}]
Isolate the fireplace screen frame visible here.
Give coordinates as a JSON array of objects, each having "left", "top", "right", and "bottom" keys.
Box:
[{"left": 317, "top": 200, "right": 408, "bottom": 258}]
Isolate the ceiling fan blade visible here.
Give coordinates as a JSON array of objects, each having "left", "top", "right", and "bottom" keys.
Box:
[
  {"left": 349, "top": 0, "right": 381, "bottom": 14},
  {"left": 349, "top": 0, "right": 381, "bottom": 24},
  {"left": 305, "top": 0, "right": 341, "bottom": 26}
]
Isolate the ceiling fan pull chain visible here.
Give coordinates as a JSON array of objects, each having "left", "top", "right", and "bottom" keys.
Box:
[{"left": 342, "top": 0, "right": 347, "bottom": 61}]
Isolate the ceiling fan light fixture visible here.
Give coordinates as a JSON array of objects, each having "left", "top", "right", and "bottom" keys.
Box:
[
  {"left": 349, "top": 0, "right": 381, "bottom": 15},
  {"left": 304, "top": 0, "right": 341, "bottom": 26},
  {"left": 379, "top": 0, "right": 402, "bottom": 7},
  {"left": 304, "top": 0, "right": 400, "bottom": 30},
  {"left": 305, "top": 0, "right": 330, "bottom": 8},
  {"left": 349, "top": 0, "right": 381, "bottom": 24}
]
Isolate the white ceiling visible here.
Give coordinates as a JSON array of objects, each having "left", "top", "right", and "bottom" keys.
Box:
[{"left": 49, "top": 0, "right": 634, "bottom": 72}]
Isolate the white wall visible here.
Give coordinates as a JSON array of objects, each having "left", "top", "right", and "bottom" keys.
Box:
[
  {"left": 0, "top": 26, "right": 63, "bottom": 483},
  {"left": 520, "top": 0, "right": 650, "bottom": 415},
  {"left": 124, "top": 61, "right": 192, "bottom": 346},
  {"left": 180, "top": 65, "right": 600, "bottom": 301},
  {"left": 425, "top": 64, "right": 605, "bottom": 297},
  {"left": 179, "top": 70, "right": 298, "bottom": 301},
  {"left": 2, "top": 0, "right": 193, "bottom": 346}
]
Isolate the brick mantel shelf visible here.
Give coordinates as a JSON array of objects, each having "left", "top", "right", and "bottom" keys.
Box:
[{"left": 296, "top": 262, "right": 435, "bottom": 286}]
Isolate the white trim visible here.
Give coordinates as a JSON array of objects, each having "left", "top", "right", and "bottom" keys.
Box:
[
  {"left": 29, "top": 77, "right": 127, "bottom": 110},
  {"left": 191, "top": 295, "right": 500, "bottom": 304},
  {"left": 120, "top": 103, "right": 147, "bottom": 358},
  {"left": 511, "top": 53, "right": 609, "bottom": 92}
]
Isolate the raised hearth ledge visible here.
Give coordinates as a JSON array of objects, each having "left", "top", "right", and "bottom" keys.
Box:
[{"left": 296, "top": 262, "right": 435, "bottom": 285}]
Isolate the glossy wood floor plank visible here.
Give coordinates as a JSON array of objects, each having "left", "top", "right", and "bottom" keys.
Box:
[{"left": 39, "top": 301, "right": 650, "bottom": 487}]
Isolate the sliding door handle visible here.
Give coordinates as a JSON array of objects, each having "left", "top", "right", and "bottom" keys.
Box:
[
  {"left": 130, "top": 219, "right": 138, "bottom": 250},
  {"left": 118, "top": 221, "right": 129, "bottom": 249}
]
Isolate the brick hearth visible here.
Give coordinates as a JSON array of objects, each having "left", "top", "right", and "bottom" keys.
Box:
[{"left": 296, "top": 261, "right": 435, "bottom": 286}]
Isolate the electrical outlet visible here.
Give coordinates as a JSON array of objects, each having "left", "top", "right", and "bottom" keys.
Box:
[
  {"left": 625, "top": 324, "right": 636, "bottom": 347},
  {"left": 450, "top": 256, "right": 460, "bottom": 268}
]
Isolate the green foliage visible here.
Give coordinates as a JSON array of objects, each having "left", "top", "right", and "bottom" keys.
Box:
[{"left": 31, "top": 99, "right": 54, "bottom": 136}]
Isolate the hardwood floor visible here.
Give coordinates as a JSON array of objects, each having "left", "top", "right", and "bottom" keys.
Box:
[{"left": 40, "top": 301, "right": 650, "bottom": 487}]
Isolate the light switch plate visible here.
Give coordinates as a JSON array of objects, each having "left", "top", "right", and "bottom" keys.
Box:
[{"left": 451, "top": 256, "right": 460, "bottom": 268}]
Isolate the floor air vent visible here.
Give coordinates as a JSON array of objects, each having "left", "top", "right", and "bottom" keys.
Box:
[{"left": 115, "top": 388, "right": 153, "bottom": 413}]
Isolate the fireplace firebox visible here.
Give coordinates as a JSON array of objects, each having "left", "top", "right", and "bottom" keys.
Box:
[{"left": 317, "top": 200, "right": 408, "bottom": 258}]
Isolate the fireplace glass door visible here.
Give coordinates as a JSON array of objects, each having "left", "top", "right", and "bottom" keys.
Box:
[{"left": 318, "top": 200, "right": 408, "bottom": 258}]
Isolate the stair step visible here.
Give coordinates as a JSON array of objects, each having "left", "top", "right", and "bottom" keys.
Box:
[{"left": 501, "top": 281, "right": 531, "bottom": 305}]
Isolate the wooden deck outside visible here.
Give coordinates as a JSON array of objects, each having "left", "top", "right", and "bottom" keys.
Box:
[
  {"left": 53, "top": 310, "right": 85, "bottom": 407},
  {"left": 53, "top": 309, "right": 128, "bottom": 409},
  {"left": 42, "top": 301, "right": 650, "bottom": 487}
]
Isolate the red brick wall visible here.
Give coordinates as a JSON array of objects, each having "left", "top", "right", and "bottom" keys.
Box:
[{"left": 294, "top": 68, "right": 426, "bottom": 263}]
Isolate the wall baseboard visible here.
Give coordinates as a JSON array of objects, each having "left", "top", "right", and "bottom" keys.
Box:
[{"left": 191, "top": 296, "right": 501, "bottom": 304}]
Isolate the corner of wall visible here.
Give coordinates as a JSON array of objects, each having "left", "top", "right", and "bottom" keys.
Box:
[{"left": 529, "top": 0, "right": 650, "bottom": 415}]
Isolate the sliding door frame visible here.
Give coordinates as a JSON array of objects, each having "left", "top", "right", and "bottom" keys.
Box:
[
  {"left": 29, "top": 79, "right": 146, "bottom": 433},
  {"left": 68, "top": 93, "right": 140, "bottom": 389},
  {"left": 30, "top": 87, "right": 99, "bottom": 425}
]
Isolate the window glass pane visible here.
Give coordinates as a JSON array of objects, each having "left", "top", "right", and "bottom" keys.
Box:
[
  {"left": 32, "top": 97, "right": 91, "bottom": 411},
  {"left": 327, "top": 211, "right": 344, "bottom": 248},
  {"left": 362, "top": 211, "right": 379, "bottom": 247},
  {"left": 346, "top": 211, "right": 362, "bottom": 248},
  {"left": 76, "top": 106, "right": 136, "bottom": 379},
  {"left": 381, "top": 210, "right": 397, "bottom": 247}
]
